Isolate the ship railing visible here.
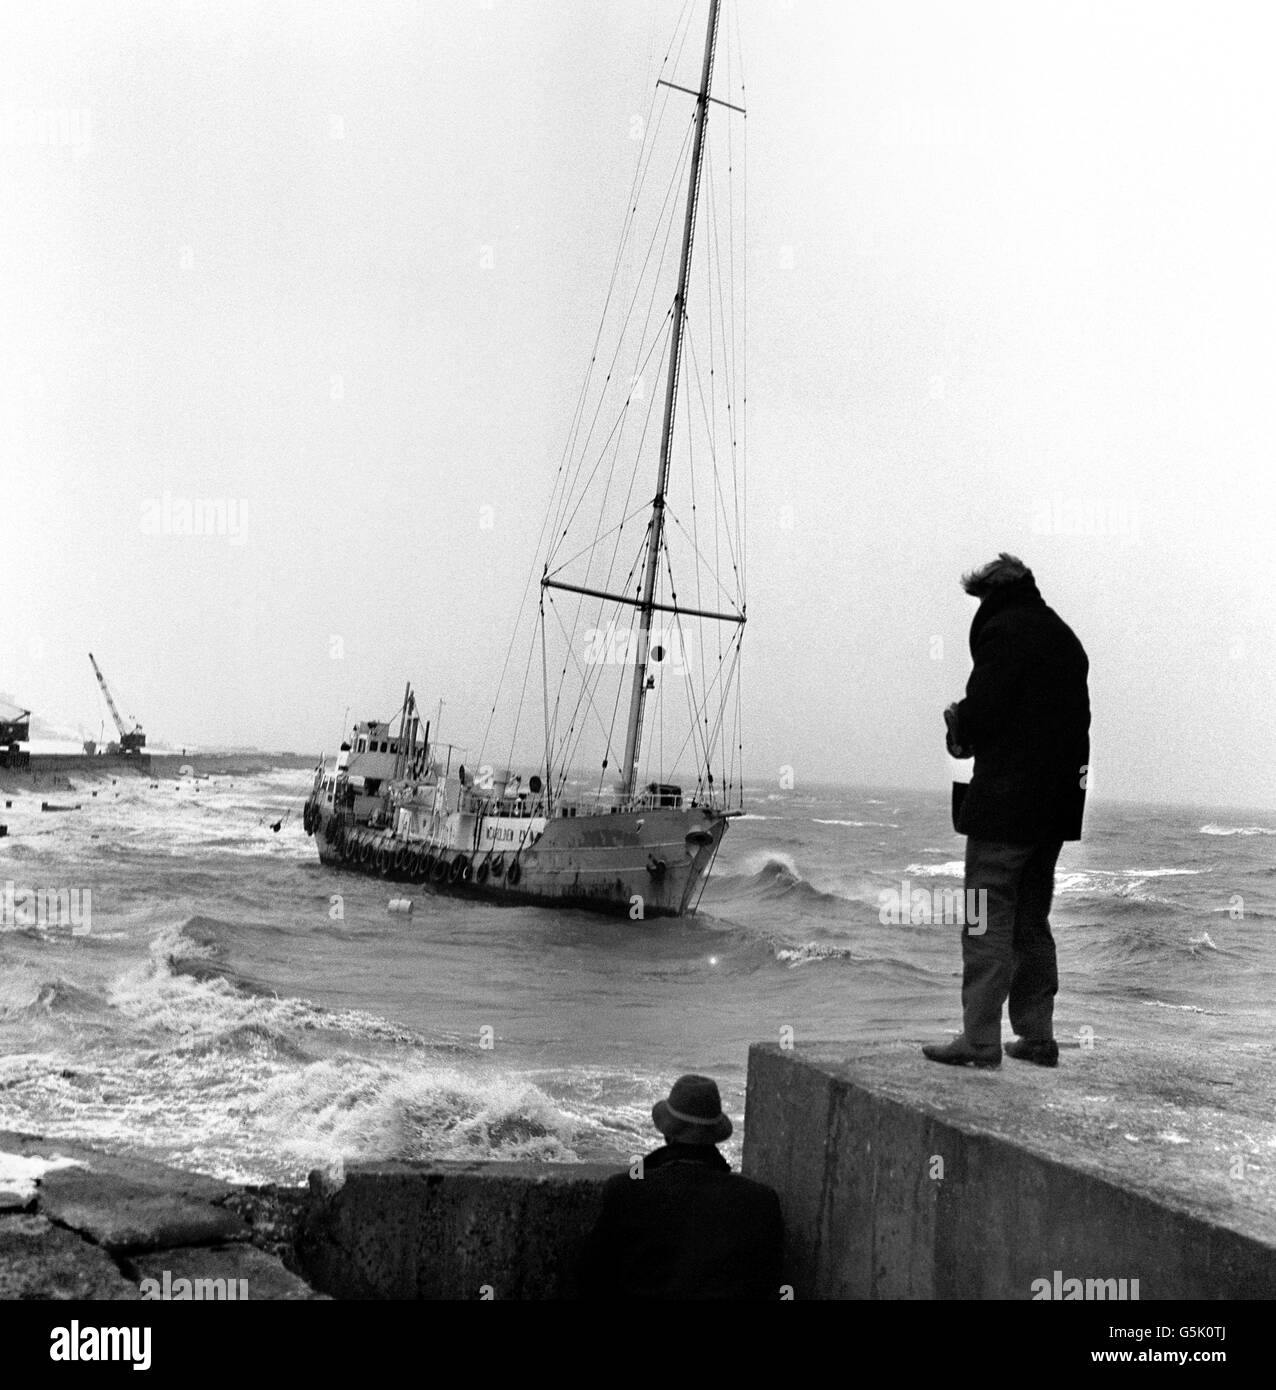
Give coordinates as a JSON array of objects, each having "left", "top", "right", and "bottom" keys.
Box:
[
  {"left": 553, "top": 787, "right": 727, "bottom": 817},
  {"left": 458, "top": 789, "right": 545, "bottom": 819}
]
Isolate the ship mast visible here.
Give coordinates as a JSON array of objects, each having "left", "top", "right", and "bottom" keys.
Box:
[{"left": 618, "top": 0, "right": 721, "bottom": 803}]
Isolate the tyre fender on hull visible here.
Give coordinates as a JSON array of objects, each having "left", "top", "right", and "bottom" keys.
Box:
[{"left": 506, "top": 858, "right": 522, "bottom": 887}]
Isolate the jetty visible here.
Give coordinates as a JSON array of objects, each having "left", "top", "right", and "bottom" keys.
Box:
[{"left": 2, "top": 1040, "right": 1272, "bottom": 1299}]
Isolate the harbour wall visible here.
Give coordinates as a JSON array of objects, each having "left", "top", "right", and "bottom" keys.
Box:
[
  {"left": 294, "top": 1040, "right": 1275, "bottom": 1299},
  {"left": 7, "top": 1041, "right": 1273, "bottom": 1298},
  {"left": 741, "top": 1042, "right": 1275, "bottom": 1300}
]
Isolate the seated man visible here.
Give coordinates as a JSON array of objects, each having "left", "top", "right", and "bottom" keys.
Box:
[{"left": 578, "top": 1074, "right": 784, "bottom": 1299}]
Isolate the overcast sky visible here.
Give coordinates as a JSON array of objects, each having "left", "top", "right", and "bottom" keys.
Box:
[{"left": 2, "top": 0, "right": 1272, "bottom": 810}]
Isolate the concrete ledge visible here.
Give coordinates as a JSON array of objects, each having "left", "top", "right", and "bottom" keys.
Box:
[
  {"left": 742, "top": 1041, "right": 1276, "bottom": 1300},
  {"left": 298, "top": 1161, "right": 616, "bottom": 1299}
]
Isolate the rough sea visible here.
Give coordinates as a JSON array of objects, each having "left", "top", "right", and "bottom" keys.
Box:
[{"left": 1, "top": 769, "right": 1272, "bottom": 1185}]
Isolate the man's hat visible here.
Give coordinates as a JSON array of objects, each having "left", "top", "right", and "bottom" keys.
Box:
[{"left": 652, "top": 1074, "right": 733, "bottom": 1145}]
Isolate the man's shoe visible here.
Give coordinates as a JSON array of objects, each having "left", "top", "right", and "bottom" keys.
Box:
[
  {"left": 921, "top": 1036, "right": 1002, "bottom": 1068},
  {"left": 1004, "top": 1037, "right": 1059, "bottom": 1067}
]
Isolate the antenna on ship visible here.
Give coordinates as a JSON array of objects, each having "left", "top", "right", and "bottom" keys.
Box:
[
  {"left": 618, "top": 0, "right": 731, "bottom": 804},
  {"left": 537, "top": 0, "right": 746, "bottom": 807}
]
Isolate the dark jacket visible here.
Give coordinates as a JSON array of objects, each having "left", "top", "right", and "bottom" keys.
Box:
[
  {"left": 952, "top": 578, "right": 1090, "bottom": 843},
  {"left": 577, "top": 1144, "right": 783, "bottom": 1299}
]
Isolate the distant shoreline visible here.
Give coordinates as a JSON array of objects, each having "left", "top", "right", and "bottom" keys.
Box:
[{"left": 0, "top": 751, "right": 319, "bottom": 794}]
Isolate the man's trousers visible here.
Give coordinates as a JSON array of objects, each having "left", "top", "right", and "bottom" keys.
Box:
[{"left": 961, "top": 837, "right": 1063, "bottom": 1046}]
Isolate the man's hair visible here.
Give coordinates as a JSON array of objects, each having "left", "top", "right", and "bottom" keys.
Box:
[{"left": 960, "top": 552, "right": 1033, "bottom": 598}]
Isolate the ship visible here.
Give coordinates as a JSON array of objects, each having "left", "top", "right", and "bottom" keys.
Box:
[{"left": 304, "top": 0, "right": 747, "bottom": 918}]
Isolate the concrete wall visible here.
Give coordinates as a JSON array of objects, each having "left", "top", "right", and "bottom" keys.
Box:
[
  {"left": 209, "top": 1040, "right": 1276, "bottom": 1300},
  {"left": 742, "top": 1042, "right": 1276, "bottom": 1300},
  {"left": 298, "top": 1161, "right": 614, "bottom": 1299}
]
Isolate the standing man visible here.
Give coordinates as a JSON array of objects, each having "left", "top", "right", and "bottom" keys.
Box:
[
  {"left": 578, "top": 1074, "right": 784, "bottom": 1298},
  {"left": 924, "top": 554, "right": 1090, "bottom": 1069}
]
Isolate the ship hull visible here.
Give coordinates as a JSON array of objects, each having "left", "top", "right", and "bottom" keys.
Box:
[{"left": 310, "top": 803, "right": 726, "bottom": 918}]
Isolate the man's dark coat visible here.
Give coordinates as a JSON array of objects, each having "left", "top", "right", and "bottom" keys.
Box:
[
  {"left": 578, "top": 1144, "right": 783, "bottom": 1299},
  {"left": 953, "top": 577, "right": 1090, "bottom": 843}
]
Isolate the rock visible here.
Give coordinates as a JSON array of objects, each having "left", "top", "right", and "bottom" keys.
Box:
[
  {"left": 0, "top": 1132, "right": 233, "bottom": 1202},
  {"left": 0, "top": 1215, "right": 139, "bottom": 1299},
  {"left": 0, "top": 1151, "right": 82, "bottom": 1211},
  {"left": 39, "top": 1167, "right": 248, "bottom": 1253},
  {"left": 129, "top": 1242, "right": 326, "bottom": 1300},
  {"left": 218, "top": 1184, "right": 312, "bottom": 1266}
]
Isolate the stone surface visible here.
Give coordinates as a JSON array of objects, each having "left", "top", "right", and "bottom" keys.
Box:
[
  {"left": 38, "top": 1167, "right": 248, "bottom": 1252},
  {"left": 0, "top": 1132, "right": 234, "bottom": 1203},
  {"left": 0, "top": 1151, "right": 82, "bottom": 1210},
  {"left": 218, "top": 1185, "right": 312, "bottom": 1266},
  {"left": 0, "top": 1133, "right": 248, "bottom": 1253},
  {"left": 742, "top": 1040, "right": 1276, "bottom": 1300},
  {"left": 298, "top": 1160, "right": 617, "bottom": 1299},
  {"left": 0, "top": 1214, "right": 139, "bottom": 1300},
  {"left": 129, "top": 1242, "right": 326, "bottom": 1300}
]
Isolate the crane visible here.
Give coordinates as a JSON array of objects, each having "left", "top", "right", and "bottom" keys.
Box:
[{"left": 88, "top": 653, "right": 146, "bottom": 754}]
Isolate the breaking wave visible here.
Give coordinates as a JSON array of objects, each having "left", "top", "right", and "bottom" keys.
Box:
[
  {"left": 249, "top": 1056, "right": 583, "bottom": 1167},
  {"left": 813, "top": 818, "right": 900, "bottom": 829},
  {"left": 903, "top": 861, "right": 964, "bottom": 878},
  {"left": 105, "top": 918, "right": 423, "bottom": 1048}
]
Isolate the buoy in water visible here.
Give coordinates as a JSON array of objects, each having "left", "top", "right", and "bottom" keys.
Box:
[{"left": 387, "top": 898, "right": 413, "bottom": 914}]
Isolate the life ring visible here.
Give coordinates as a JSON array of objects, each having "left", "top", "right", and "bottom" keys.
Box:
[
  {"left": 431, "top": 855, "right": 448, "bottom": 883},
  {"left": 506, "top": 858, "right": 522, "bottom": 887},
  {"left": 447, "top": 855, "right": 465, "bottom": 885}
]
